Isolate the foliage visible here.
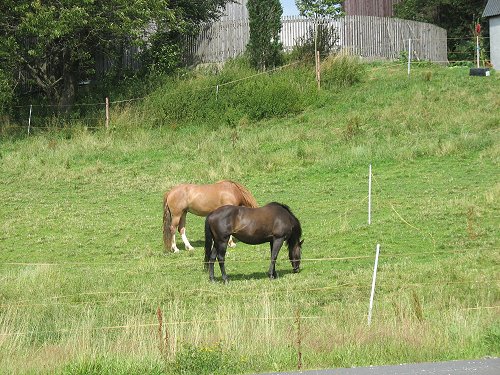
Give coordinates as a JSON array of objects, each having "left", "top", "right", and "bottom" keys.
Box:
[
  {"left": 394, "top": 0, "right": 488, "bottom": 62},
  {"left": 170, "top": 344, "right": 246, "bottom": 375},
  {"left": 0, "top": 68, "right": 13, "bottom": 114},
  {"left": 320, "top": 53, "right": 365, "bottom": 88},
  {"left": 60, "top": 356, "right": 165, "bottom": 375},
  {"left": 247, "top": 0, "right": 284, "bottom": 70},
  {"left": 295, "top": 0, "right": 344, "bottom": 18},
  {"left": 0, "top": 0, "right": 229, "bottom": 112},
  {"left": 290, "top": 22, "right": 340, "bottom": 63},
  {"left": 137, "top": 59, "right": 317, "bottom": 128}
]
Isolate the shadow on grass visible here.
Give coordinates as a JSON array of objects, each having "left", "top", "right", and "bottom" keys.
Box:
[{"left": 206, "top": 269, "right": 298, "bottom": 283}]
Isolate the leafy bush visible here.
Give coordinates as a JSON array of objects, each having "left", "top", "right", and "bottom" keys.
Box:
[
  {"left": 289, "top": 22, "right": 340, "bottom": 64},
  {"left": 137, "top": 60, "right": 318, "bottom": 129},
  {"left": 0, "top": 68, "right": 13, "bottom": 116}
]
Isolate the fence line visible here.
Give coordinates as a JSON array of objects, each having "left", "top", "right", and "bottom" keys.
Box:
[
  {"left": 186, "top": 15, "right": 448, "bottom": 64},
  {"left": 2, "top": 304, "right": 498, "bottom": 337},
  {"left": 5, "top": 50, "right": 484, "bottom": 133},
  {"left": 1, "top": 247, "right": 484, "bottom": 268},
  {"left": 1, "top": 279, "right": 496, "bottom": 310}
]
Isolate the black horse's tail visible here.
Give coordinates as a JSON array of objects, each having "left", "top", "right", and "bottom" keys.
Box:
[{"left": 204, "top": 216, "right": 213, "bottom": 271}]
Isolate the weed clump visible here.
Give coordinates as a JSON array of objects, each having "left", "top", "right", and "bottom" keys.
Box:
[{"left": 321, "top": 54, "right": 365, "bottom": 89}]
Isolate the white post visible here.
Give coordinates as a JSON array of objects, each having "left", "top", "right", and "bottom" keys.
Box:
[
  {"left": 368, "top": 164, "right": 372, "bottom": 225},
  {"left": 407, "top": 38, "right": 412, "bottom": 77},
  {"left": 368, "top": 244, "right": 381, "bottom": 325},
  {"left": 216, "top": 84, "right": 219, "bottom": 100},
  {"left": 476, "top": 36, "right": 480, "bottom": 68},
  {"left": 28, "top": 104, "right": 33, "bottom": 135},
  {"left": 105, "top": 97, "right": 109, "bottom": 130}
]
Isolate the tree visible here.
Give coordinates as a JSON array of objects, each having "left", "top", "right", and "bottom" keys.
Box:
[
  {"left": 394, "top": 0, "right": 488, "bottom": 62},
  {"left": 0, "top": 0, "right": 229, "bottom": 112},
  {"left": 247, "top": 0, "right": 283, "bottom": 70},
  {"left": 295, "top": 0, "right": 343, "bottom": 18},
  {"left": 294, "top": 1, "right": 343, "bottom": 61}
]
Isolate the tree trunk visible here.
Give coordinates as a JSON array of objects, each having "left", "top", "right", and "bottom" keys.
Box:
[
  {"left": 57, "top": 61, "right": 77, "bottom": 115},
  {"left": 55, "top": 47, "right": 78, "bottom": 115}
]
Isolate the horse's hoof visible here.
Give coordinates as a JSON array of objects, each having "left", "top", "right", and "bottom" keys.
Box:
[
  {"left": 172, "top": 249, "right": 180, "bottom": 253},
  {"left": 186, "top": 246, "right": 195, "bottom": 251},
  {"left": 228, "top": 243, "right": 236, "bottom": 248},
  {"left": 223, "top": 278, "right": 229, "bottom": 284}
]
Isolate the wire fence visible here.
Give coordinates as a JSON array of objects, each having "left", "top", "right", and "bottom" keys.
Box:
[
  {"left": 1, "top": 303, "right": 498, "bottom": 338},
  {"left": 0, "top": 278, "right": 496, "bottom": 310},
  {"left": 0, "top": 246, "right": 483, "bottom": 268},
  {"left": 2, "top": 33, "right": 492, "bottom": 135}
]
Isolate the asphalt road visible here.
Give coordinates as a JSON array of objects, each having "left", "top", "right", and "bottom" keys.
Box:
[{"left": 257, "top": 358, "right": 500, "bottom": 375}]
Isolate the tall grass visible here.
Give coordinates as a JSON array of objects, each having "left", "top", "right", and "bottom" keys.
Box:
[{"left": 0, "top": 62, "right": 498, "bottom": 374}]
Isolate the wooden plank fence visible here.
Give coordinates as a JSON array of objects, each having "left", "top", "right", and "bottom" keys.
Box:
[{"left": 185, "top": 15, "right": 448, "bottom": 64}]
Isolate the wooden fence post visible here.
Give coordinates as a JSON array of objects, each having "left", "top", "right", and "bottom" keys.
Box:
[
  {"left": 296, "top": 308, "right": 303, "bottom": 370},
  {"left": 157, "top": 306, "right": 164, "bottom": 357}
]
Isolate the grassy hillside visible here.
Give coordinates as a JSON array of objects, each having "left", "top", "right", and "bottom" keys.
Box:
[{"left": 0, "top": 62, "right": 499, "bottom": 374}]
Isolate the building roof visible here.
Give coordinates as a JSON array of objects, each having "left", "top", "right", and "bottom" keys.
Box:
[{"left": 483, "top": 0, "right": 500, "bottom": 18}]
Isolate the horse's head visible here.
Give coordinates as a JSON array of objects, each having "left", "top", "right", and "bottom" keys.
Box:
[{"left": 289, "top": 239, "right": 303, "bottom": 273}]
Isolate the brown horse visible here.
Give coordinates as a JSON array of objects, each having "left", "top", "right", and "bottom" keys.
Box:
[
  {"left": 163, "top": 180, "right": 258, "bottom": 252},
  {"left": 204, "top": 202, "right": 303, "bottom": 283}
]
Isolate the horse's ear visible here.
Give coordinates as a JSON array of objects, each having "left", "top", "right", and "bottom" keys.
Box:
[{"left": 299, "top": 239, "right": 304, "bottom": 246}]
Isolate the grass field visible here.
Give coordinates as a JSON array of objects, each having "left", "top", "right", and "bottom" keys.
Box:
[{"left": 0, "top": 63, "right": 499, "bottom": 374}]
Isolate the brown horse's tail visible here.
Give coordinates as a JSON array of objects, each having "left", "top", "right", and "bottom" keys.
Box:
[
  {"left": 163, "top": 192, "right": 172, "bottom": 251},
  {"left": 229, "top": 180, "right": 259, "bottom": 208}
]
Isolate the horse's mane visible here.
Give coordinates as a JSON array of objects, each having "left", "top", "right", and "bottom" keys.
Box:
[
  {"left": 224, "top": 180, "right": 259, "bottom": 208},
  {"left": 268, "top": 202, "right": 302, "bottom": 247}
]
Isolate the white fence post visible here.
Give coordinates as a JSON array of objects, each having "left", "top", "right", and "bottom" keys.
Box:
[
  {"left": 476, "top": 36, "right": 480, "bottom": 68},
  {"left": 407, "top": 38, "right": 412, "bottom": 77},
  {"left": 105, "top": 97, "right": 109, "bottom": 130},
  {"left": 27, "top": 104, "right": 32, "bottom": 135},
  {"left": 368, "top": 243, "right": 381, "bottom": 325},
  {"left": 368, "top": 164, "right": 372, "bottom": 225}
]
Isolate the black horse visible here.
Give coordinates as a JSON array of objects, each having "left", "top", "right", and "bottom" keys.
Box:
[{"left": 204, "top": 202, "right": 303, "bottom": 283}]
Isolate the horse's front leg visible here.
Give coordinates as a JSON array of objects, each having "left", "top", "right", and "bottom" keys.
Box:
[
  {"left": 179, "top": 212, "right": 194, "bottom": 251},
  {"left": 268, "top": 238, "right": 284, "bottom": 279}
]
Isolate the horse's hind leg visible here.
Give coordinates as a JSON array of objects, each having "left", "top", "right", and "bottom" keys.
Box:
[
  {"left": 208, "top": 243, "right": 218, "bottom": 282},
  {"left": 170, "top": 214, "right": 181, "bottom": 253},
  {"left": 179, "top": 211, "right": 194, "bottom": 251},
  {"left": 216, "top": 241, "right": 229, "bottom": 284},
  {"left": 208, "top": 239, "right": 229, "bottom": 283}
]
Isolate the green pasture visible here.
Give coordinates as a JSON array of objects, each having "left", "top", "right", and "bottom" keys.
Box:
[{"left": 0, "top": 63, "right": 499, "bottom": 374}]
